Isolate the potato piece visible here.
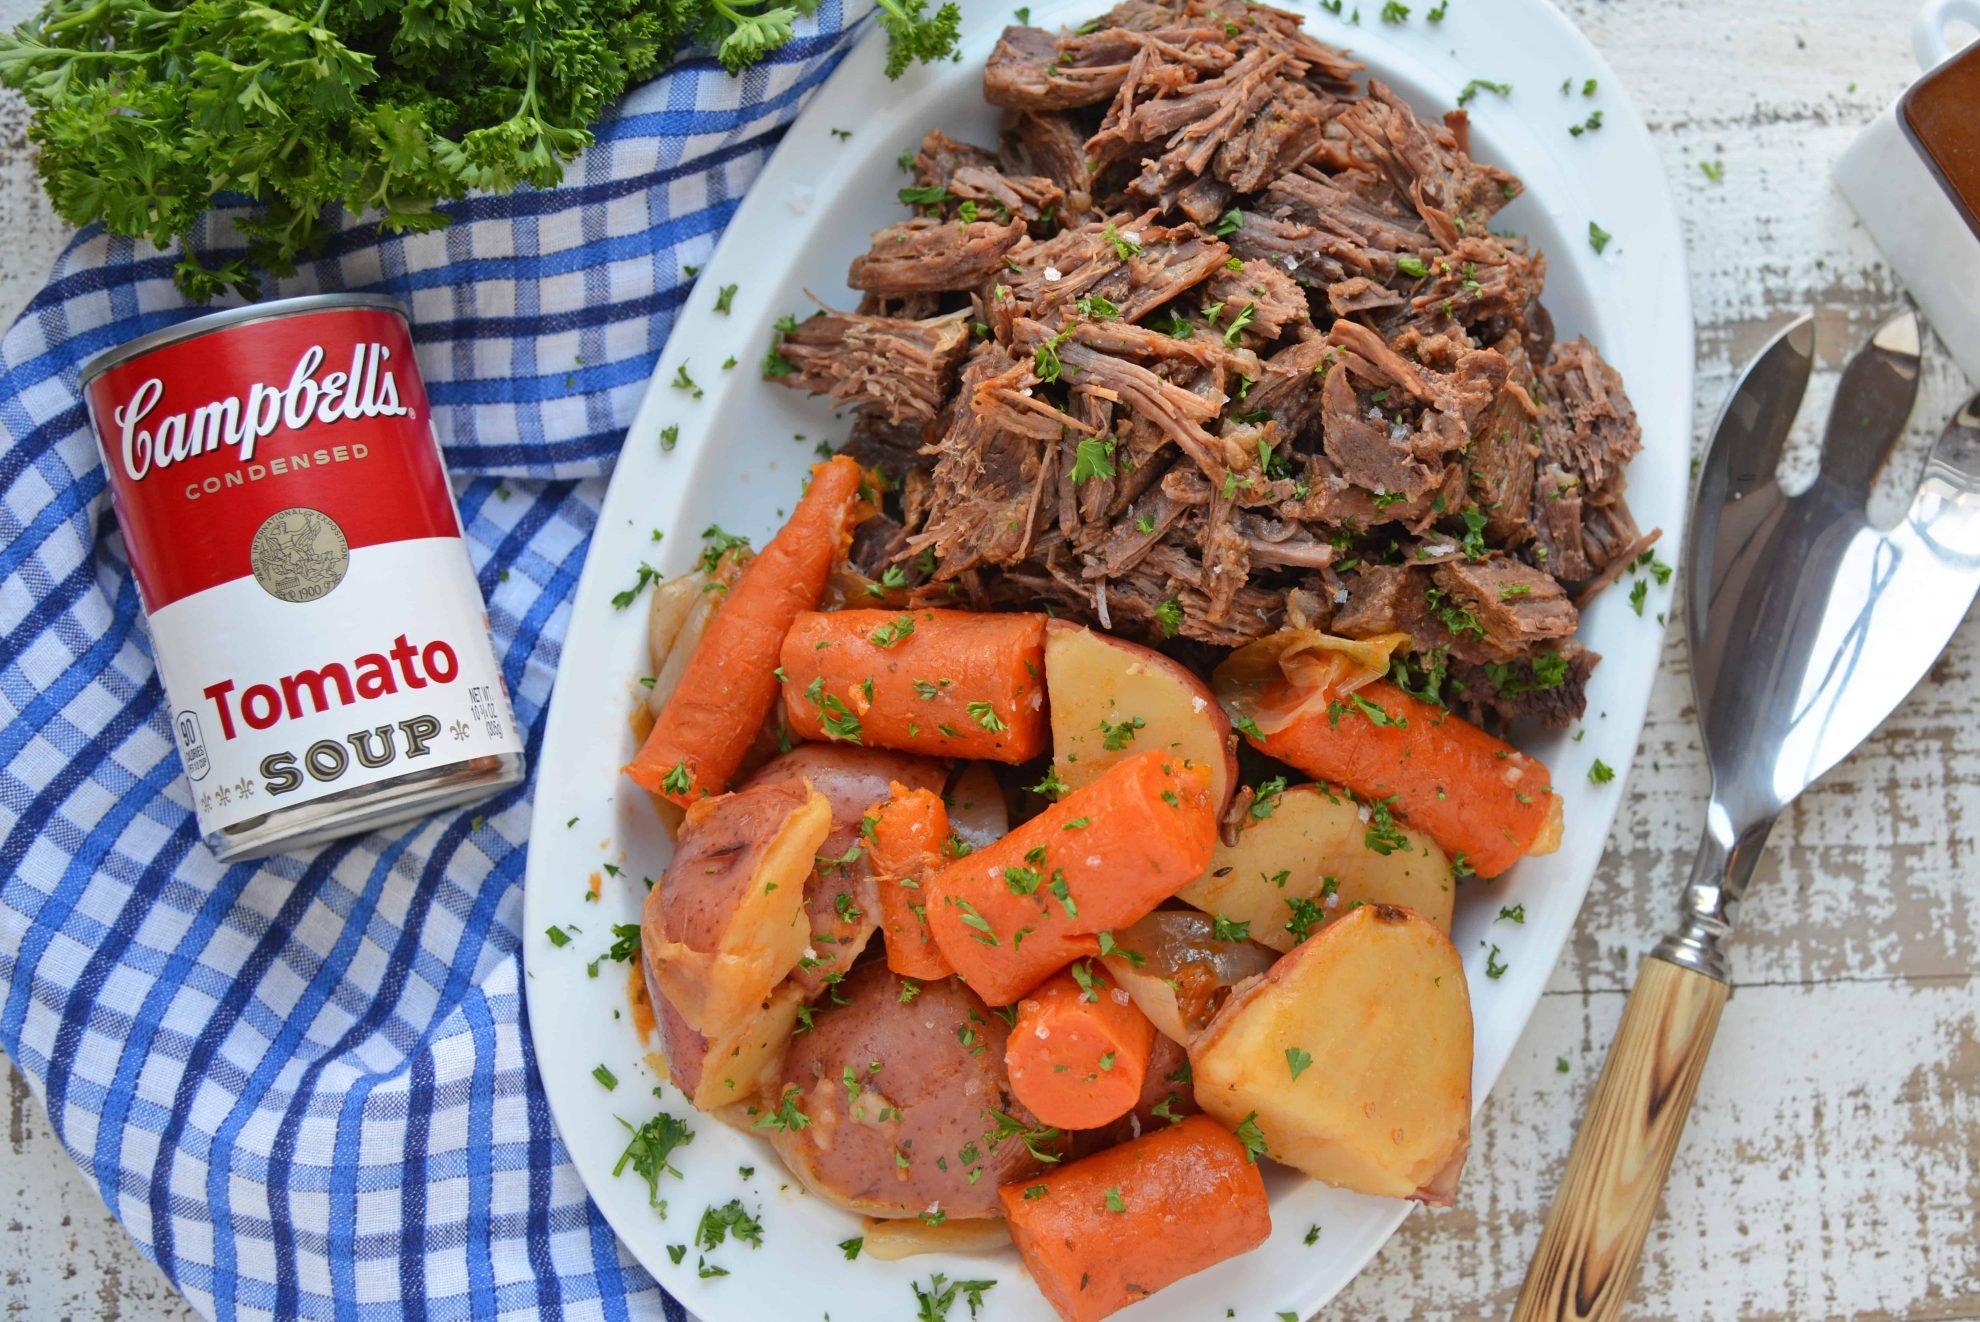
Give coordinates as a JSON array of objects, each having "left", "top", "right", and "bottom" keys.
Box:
[
  {"left": 1044, "top": 620, "right": 1236, "bottom": 812},
  {"left": 745, "top": 745, "right": 946, "bottom": 995},
  {"left": 1189, "top": 903, "right": 1471, "bottom": 1203},
  {"left": 767, "top": 961, "right": 1052, "bottom": 1219},
  {"left": 642, "top": 778, "right": 831, "bottom": 1040},
  {"left": 1179, "top": 783, "right": 1453, "bottom": 953},
  {"left": 1098, "top": 910, "right": 1276, "bottom": 1046},
  {"left": 657, "top": 980, "right": 806, "bottom": 1111}
]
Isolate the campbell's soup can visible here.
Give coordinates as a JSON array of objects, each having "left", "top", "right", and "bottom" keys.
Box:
[{"left": 81, "top": 294, "right": 525, "bottom": 861}]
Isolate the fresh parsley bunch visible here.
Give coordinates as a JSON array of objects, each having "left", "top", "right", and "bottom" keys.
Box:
[{"left": 0, "top": 0, "right": 961, "bottom": 298}]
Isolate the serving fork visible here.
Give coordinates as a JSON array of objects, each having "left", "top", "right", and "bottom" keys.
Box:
[{"left": 1513, "top": 310, "right": 1980, "bottom": 1321}]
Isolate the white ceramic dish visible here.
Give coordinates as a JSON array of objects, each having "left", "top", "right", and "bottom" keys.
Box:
[{"left": 522, "top": 1, "right": 1693, "bottom": 1316}]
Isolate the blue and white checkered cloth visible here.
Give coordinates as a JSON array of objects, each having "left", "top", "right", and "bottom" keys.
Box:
[{"left": 0, "top": 10, "right": 863, "bottom": 1317}]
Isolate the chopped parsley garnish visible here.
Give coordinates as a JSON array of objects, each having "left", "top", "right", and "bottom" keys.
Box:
[
  {"left": 753, "top": 1086, "right": 811, "bottom": 1133},
  {"left": 614, "top": 1111, "right": 694, "bottom": 1209},
  {"left": 1364, "top": 795, "right": 1409, "bottom": 855},
  {"left": 1104, "top": 1186, "right": 1127, "bottom": 1213},
  {"left": 1589, "top": 759, "right": 1616, "bottom": 784},
  {"left": 838, "top": 1236, "right": 864, "bottom": 1260},
  {"left": 698, "top": 525, "right": 752, "bottom": 574},
  {"left": 611, "top": 562, "right": 661, "bottom": 609},
  {"left": 954, "top": 898, "right": 1000, "bottom": 946},
  {"left": 1098, "top": 714, "right": 1145, "bottom": 750},
  {"left": 593, "top": 1064, "right": 618, "bottom": 1090},
  {"left": 713, "top": 283, "right": 737, "bottom": 314},
  {"left": 967, "top": 700, "right": 1007, "bottom": 732},
  {"left": 696, "top": 1199, "right": 764, "bottom": 1253},
  {"left": 1485, "top": 944, "right": 1509, "bottom": 979},
  {"left": 910, "top": 1273, "right": 996, "bottom": 1322},
  {"left": 1068, "top": 959, "right": 1105, "bottom": 1002},
  {"left": 1285, "top": 1047, "right": 1313, "bottom": 1081},
  {"left": 1222, "top": 302, "right": 1256, "bottom": 344},
  {"left": 1588, "top": 220, "right": 1613, "bottom": 254},
  {"left": 1396, "top": 255, "right": 1429, "bottom": 278},
  {"left": 1285, "top": 895, "right": 1325, "bottom": 943},
  {"left": 803, "top": 676, "right": 864, "bottom": 743},
  {"left": 1071, "top": 436, "right": 1118, "bottom": 483},
  {"left": 1233, "top": 1111, "right": 1269, "bottom": 1163},
  {"left": 868, "top": 614, "right": 917, "bottom": 648},
  {"left": 1104, "top": 224, "right": 1142, "bottom": 260},
  {"left": 1499, "top": 904, "right": 1526, "bottom": 923},
  {"left": 1250, "top": 775, "right": 1289, "bottom": 820},
  {"left": 1153, "top": 597, "right": 1184, "bottom": 638},
  {"left": 1457, "top": 78, "right": 1512, "bottom": 107},
  {"left": 1212, "top": 913, "right": 1252, "bottom": 942},
  {"left": 1214, "top": 207, "right": 1244, "bottom": 237}
]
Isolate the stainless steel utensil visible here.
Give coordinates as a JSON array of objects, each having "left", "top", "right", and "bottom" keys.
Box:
[{"left": 1514, "top": 310, "right": 1980, "bottom": 1322}]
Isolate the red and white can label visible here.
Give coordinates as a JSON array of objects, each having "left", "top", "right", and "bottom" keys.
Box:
[{"left": 86, "top": 305, "right": 523, "bottom": 837}]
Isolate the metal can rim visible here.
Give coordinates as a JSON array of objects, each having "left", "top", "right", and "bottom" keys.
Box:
[{"left": 78, "top": 292, "right": 412, "bottom": 388}]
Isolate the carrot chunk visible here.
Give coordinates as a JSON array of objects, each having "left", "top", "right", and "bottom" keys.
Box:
[
  {"left": 925, "top": 750, "right": 1219, "bottom": 1005},
  {"left": 998, "top": 1114, "right": 1271, "bottom": 1322},
  {"left": 1005, "top": 967, "right": 1157, "bottom": 1130},
  {"left": 1243, "top": 676, "right": 1558, "bottom": 878},
  {"left": 867, "top": 783, "right": 955, "bottom": 979},
  {"left": 626, "top": 455, "right": 864, "bottom": 804},
  {"left": 779, "top": 608, "right": 1047, "bottom": 763}
]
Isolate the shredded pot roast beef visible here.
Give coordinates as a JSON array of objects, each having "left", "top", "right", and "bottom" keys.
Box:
[{"left": 763, "top": 0, "right": 1656, "bottom": 729}]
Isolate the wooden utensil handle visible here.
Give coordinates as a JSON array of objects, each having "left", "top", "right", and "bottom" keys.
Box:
[{"left": 1512, "top": 955, "right": 1730, "bottom": 1322}]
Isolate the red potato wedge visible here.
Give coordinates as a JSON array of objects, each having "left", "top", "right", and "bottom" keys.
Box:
[
  {"left": 642, "top": 778, "right": 831, "bottom": 1040},
  {"left": 1179, "top": 782, "right": 1454, "bottom": 953},
  {"left": 743, "top": 745, "right": 946, "bottom": 996},
  {"left": 653, "top": 980, "right": 806, "bottom": 1112},
  {"left": 764, "top": 961, "right": 1053, "bottom": 1220},
  {"left": 1044, "top": 620, "right": 1237, "bottom": 813},
  {"left": 1188, "top": 903, "right": 1472, "bottom": 1203}
]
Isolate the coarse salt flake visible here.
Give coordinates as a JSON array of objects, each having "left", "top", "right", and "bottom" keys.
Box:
[{"left": 1044, "top": 265, "right": 1063, "bottom": 281}]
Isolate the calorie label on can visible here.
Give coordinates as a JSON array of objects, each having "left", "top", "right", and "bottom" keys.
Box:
[{"left": 83, "top": 297, "right": 523, "bottom": 848}]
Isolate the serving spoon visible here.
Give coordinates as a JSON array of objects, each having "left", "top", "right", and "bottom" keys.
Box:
[{"left": 1513, "top": 310, "right": 1980, "bottom": 1322}]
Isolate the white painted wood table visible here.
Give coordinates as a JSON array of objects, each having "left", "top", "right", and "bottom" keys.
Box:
[{"left": 2, "top": 0, "right": 1974, "bottom": 1317}]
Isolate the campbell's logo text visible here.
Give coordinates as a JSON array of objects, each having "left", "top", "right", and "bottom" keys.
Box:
[{"left": 115, "top": 342, "right": 411, "bottom": 481}]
